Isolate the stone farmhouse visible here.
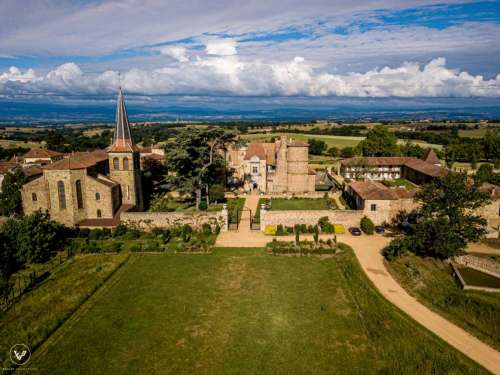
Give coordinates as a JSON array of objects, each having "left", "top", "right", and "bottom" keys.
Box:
[
  {"left": 340, "top": 150, "right": 499, "bottom": 236},
  {"left": 21, "top": 89, "right": 144, "bottom": 227},
  {"left": 339, "top": 148, "right": 445, "bottom": 184},
  {"left": 226, "top": 136, "right": 316, "bottom": 193}
]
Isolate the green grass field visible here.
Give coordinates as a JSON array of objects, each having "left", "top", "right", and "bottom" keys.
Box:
[
  {"left": 266, "top": 197, "right": 336, "bottom": 210},
  {"left": 241, "top": 132, "right": 443, "bottom": 151},
  {"left": 382, "top": 178, "right": 418, "bottom": 190},
  {"left": 386, "top": 253, "right": 500, "bottom": 351},
  {"left": 29, "top": 247, "right": 484, "bottom": 374},
  {"left": 0, "top": 253, "right": 129, "bottom": 368}
]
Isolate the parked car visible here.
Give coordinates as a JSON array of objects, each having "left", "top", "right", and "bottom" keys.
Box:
[
  {"left": 375, "top": 226, "right": 385, "bottom": 234},
  {"left": 348, "top": 227, "right": 362, "bottom": 236}
]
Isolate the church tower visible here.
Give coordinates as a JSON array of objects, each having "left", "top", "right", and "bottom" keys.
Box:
[{"left": 108, "top": 89, "right": 143, "bottom": 210}]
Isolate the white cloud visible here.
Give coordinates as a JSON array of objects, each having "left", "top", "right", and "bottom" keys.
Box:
[
  {"left": 1, "top": 57, "right": 499, "bottom": 99},
  {"left": 205, "top": 39, "right": 237, "bottom": 56},
  {"left": 159, "top": 46, "right": 189, "bottom": 62}
]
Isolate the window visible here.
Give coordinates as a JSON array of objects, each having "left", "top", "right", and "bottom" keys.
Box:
[
  {"left": 123, "top": 157, "right": 129, "bottom": 170},
  {"left": 97, "top": 209, "right": 102, "bottom": 218},
  {"left": 95, "top": 192, "right": 101, "bottom": 201},
  {"left": 371, "top": 204, "right": 377, "bottom": 211},
  {"left": 126, "top": 185, "right": 130, "bottom": 200},
  {"left": 252, "top": 166, "right": 258, "bottom": 174},
  {"left": 113, "top": 157, "right": 119, "bottom": 170},
  {"left": 32, "top": 193, "right": 37, "bottom": 202},
  {"left": 76, "top": 180, "right": 83, "bottom": 209},
  {"left": 57, "top": 180, "right": 66, "bottom": 210}
]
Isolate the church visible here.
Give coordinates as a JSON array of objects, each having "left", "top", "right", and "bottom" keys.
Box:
[{"left": 21, "top": 90, "right": 143, "bottom": 227}]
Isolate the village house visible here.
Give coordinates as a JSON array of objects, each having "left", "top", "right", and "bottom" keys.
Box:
[
  {"left": 21, "top": 89, "right": 143, "bottom": 227},
  {"left": 226, "top": 136, "right": 316, "bottom": 193}
]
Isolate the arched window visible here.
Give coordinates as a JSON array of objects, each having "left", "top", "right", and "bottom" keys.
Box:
[
  {"left": 97, "top": 209, "right": 102, "bottom": 218},
  {"left": 95, "top": 192, "right": 101, "bottom": 201},
  {"left": 123, "top": 157, "right": 129, "bottom": 170},
  {"left": 32, "top": 193, "right": 37, "bottom": 202},
  {"left": 76, "top": 180, "right": 83, "bottom": 209},
  {"left": 125, "top": 185, "right": 130, "bottom": 200},
  {"left": 57, "top": 180, "right": 66, "bottom": 210},
  {"left": 113, "top": 157, "right": 119, "bottom": 170}
]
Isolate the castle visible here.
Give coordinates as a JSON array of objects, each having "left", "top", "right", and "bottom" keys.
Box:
[
  {"left": 226, "top": 136, "right": 316, "bottom": 193},
  {"left": 21, "top": 90, "right": 143, "bottom": 227}
]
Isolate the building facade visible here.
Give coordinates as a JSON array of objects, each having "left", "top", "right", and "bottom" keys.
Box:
[
  {"left": 227, "top": 136, "right": 316, "bottom": 193},
  {"left": 21, "top": 89, "right": 143, "bottom": 226}
]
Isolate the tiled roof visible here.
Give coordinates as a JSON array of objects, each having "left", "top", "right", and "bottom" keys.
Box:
[
  {"left": 43, "top": 150, "right": 108, "bottom": 170},
  {"left": 421, "top": 148, "right": 441, "bottom": 165},
  {"left": 404, "top": 158, "right": 447, "bottom": 178},
  {"left": 0, "top": 161, "right": 20, "bottom": 174},
  {"left": 23, "top": 148, "right": 63, "bottom": 159},
  {"left": 88, "top": 174, "right": 119, "bottom": 188},
  {"left": 244, "top": 143, "right": 267, "bottom": 161},
  {"left": 348, "top": 180, "right": 416, "bottom": 200},
  {"left": 23, "top": 165, "right": 43, "bottom": 177},
  {"left": 341, "top": 157, "right": 412, "bottom": 166}
]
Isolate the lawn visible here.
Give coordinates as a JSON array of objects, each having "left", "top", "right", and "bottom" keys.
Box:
[
  {"left": 30, "top": 247, "right": 484, "bottom": 374},
  {"left": 241, "top": 132, "right": 363, "bottom": 149},
  {"left": 382, "top": 178, "right": 418, "bottom": 190},
  {"left": 0, "top": 253, "right": 129, "bottom": 369},
  {"left": 386, "top": 253, "right": 500, "bottom": 351},
  {"left": 255, "top": 197, "right": 336, "bottom": 222}
]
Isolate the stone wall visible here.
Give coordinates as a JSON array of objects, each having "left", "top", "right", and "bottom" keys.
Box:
[
  {"left": 454, "top": 255, "right": 500, "bottom": 278},
  {"left": 121, "top": 210, "right": 227, "bottom": 231},
  {"left": 261, "top": 209, "right": 364, "bottom": 230}
]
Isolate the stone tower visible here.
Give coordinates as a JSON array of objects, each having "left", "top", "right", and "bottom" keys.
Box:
[{"left": 108, "top": 89, "right": 143, "bottom": 210}]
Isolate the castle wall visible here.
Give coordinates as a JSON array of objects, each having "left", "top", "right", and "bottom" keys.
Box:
[{"left": 121, "top": 211, "right": 226, "bottom": 231}]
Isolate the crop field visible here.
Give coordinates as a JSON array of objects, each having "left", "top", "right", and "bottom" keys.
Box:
[{"left": 28, "top": 247, "right": 483, "bottom": 374}]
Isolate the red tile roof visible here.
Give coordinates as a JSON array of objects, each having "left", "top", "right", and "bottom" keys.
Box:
[
  {"left": 244, "top": 143, "right": 267, "bottom": 161},
  {"left": 404, "top": 158, "right": 447, "bottom": 178},
  {"left": 348, "top": 180, "right": 416, "bottom": 200},
  {"left": 341, "top": 157, "right": 412, "bottom": 166},
  {"left": 421, "top": 148, "right": 441, "bottom": 165},
  {"left": 288, "top": 140, "right": 308, "bottom": 147},
  {"left": 23, "top": 148, "right": 63, "bottom": 159},
  {"left": 43, "top": 150, "right": 108, "bottom": 170}
]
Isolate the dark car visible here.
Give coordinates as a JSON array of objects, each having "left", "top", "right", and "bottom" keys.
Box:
[
  {"left": 375, "top": 226, "right": 385, "bottom": 234},
  {"left": 349, "top": 227, "right": 362, "bottom": 236}
]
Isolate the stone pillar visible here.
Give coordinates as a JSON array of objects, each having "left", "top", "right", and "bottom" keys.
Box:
[
  {"left": 260, "top": 203, "right": 267, "bottom": 232},
  {"left": 222, "top": 204, "right": 228, "bottom": 231}
]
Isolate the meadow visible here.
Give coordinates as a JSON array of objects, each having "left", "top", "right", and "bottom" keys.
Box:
[
  {"left": 28, "top": 247, "right": 484, "bottom": 374},
  {"left": 387, "top": 253, "right": 500, "bottom": 350}
]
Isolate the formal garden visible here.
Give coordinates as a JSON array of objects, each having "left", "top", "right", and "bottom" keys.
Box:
[{"left": 23, "top": 246, "right": 485, "bottom": 374}]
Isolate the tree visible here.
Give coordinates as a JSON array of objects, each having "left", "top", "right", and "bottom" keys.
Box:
[
  {"left": 326, "top": 147, "right": 339, "bottom": 157},
  {"left": 385, "top": 172, "right": 490, "bottom": 260},
  {"left": 0, "top": 168, "right": 26, "bottom": 216},
  {"left": 340, "top": 147, "right": 356, "bottom": 158},
  {"left": 359, "top": 125, "right": 399, "bottom": 156},
  {"left": 209, "top": 184, "right": 225, "bottom": 203},
  {"left": 308, "top": 138, "right": 327, "bottom": 155},
  {"left": 164, "top": 128, "right": 237, "bottom": 210},
  {"left": 475, "top": 163, "right": 495, "bottom": 184},
  {"left": 360, "top": 216, "right": 374, "bottom": 234}
]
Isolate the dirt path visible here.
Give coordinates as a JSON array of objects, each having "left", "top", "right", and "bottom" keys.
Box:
[
  {"left": 342, "top": 235, "right": 500, "bottom": 374},
  {"left": 467, "top": 242, "right": 500, "bottom": 256}
]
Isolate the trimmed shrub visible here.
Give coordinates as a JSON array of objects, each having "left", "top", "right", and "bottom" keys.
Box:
[
  {"left": 286, "top": 226, "right": 294, "bottom": 234},
  {"left": 264, "top": 225, "right": 277, "bottom": 235},
  {"left": 383, "top": 238, "right": 409, "bottom": 260},
  {"left": 198, "top": 200, "right": 208, "bottom": 211},
  {"left": 276, "top": 224, "right": 286, "bottom": 236},
  {"left": 201, "top": 223, "right": 212, "bottom": 236},
  {"left": 360, "top": 216, "right": 375, "bottom": 235},
  {"left": 113, "top": 224, "right": 128, "bottom": 237}
]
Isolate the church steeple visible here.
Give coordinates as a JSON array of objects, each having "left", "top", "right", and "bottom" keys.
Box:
[{"left": 110, "top": 88, "right": 136, "bottom": 152}]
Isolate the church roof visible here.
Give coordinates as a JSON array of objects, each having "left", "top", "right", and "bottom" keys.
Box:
[
  {"left": 110, "top": 89, "right": 137, "bottom": 152},
  {"left": 43, "top": 150, "right": 108, "bottom": 170}
]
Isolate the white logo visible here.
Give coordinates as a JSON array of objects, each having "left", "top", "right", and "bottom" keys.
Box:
[{"left": 9, "top": 344, "right": 31, "bottom": 365}]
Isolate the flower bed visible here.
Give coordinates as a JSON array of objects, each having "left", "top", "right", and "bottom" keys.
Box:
[{"left": 266, "top": 238, "right": 339, "bottom": 256}]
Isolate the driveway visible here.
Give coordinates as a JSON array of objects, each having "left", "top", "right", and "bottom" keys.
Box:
[{"left": 342, "top": 234, "right": 500, "bottom": 375}]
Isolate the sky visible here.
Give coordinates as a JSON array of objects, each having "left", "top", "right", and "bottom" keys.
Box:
[{"left": 0, "top": 0, "right": 500, "bottom": 119}]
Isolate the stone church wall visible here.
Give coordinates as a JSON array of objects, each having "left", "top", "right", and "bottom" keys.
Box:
[{"left": 121, "top": 211, "right": 227, "bottom": 231}]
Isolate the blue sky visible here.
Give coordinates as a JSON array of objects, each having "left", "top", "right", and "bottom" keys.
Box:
[{"left": 0, "top": 0, "right": 500, "bottom": 105}]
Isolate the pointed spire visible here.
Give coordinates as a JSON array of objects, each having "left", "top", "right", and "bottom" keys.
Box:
[{"left": 110, "top": 88, "right": 136, "bottom": 152}]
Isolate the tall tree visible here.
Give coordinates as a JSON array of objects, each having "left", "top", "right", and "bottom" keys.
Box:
[
  {"left": 359, "top": 125, "right": 399, "bottom": 156},
  {"left": 308, "top": 138, "right": 327, "bottom": 155},
  {"left": 164, "top": 128, "right": 237, "bottom": 210},
  {"left": 385, "top": 172, "right": 490, "bottom": 260},
  {"left": 0, "top": 168, "right": 26, "bottom": 216}
]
